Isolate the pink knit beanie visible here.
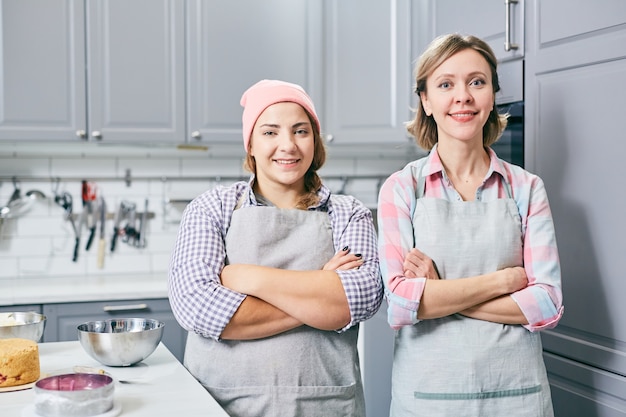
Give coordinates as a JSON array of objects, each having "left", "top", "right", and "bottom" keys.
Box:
[{"left": 240, "top": 79, "right": 320, "bottom": 151}]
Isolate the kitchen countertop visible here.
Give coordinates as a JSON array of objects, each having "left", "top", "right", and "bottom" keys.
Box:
[
  {"left": 0, "top": 341, "right": 229, "bottom": 417},
  {"left": 0, "top": 274, "right": 168, "bottom": 306}
]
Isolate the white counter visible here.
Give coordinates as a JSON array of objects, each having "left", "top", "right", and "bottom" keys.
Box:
[
  {"left": 0, "top": 341, "right": 229, "bottom": 417},
  {"left": 0, "top": 274, "right": 168, "bottom": 306}
]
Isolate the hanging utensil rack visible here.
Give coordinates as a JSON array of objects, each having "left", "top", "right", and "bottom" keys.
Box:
[{"left": 0, "top": 173, "right": 387, "bottom": 186}]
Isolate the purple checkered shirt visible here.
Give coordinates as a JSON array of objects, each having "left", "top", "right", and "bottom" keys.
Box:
[{"left": 168, "top": 176, "right": 383, "bottom": 341}]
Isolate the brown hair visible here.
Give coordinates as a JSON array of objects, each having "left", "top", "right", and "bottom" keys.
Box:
[
  {"left": 406, "top": 33, "right": 508, "bottom": 150},
  {"left": 244, "top": 110, "right": 325, "bottom": 210}
]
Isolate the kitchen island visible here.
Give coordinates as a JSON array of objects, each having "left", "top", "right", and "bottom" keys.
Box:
[{"left": 0, "top": 341, "right": 229, "bottom": 417}]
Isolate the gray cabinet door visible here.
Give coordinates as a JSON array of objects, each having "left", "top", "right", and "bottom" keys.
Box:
[
  {"left": 524, "top": 1, "right": 626, "bottom": 415},
  {"left": 321, "top": 0, "right": 413, "bottom": 145},
  {"left": 427, "top": 0, "right": 525, "bottom": 62},
  {"left": 186, "top": 0, "right": 323, "bottom": 145},
  {"left": 43, "top": 298, "right": 187, "bottom": 363},
  {"left": 86, "top": 0, "right": 186, "bottom": 143},
  {"left": 0, "top": 0, "right": 86, "bottom": 141}
]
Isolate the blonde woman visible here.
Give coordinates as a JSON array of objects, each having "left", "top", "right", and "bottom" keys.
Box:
[{"left": 378, "top": 34, "right": 563, "bottom": 416}]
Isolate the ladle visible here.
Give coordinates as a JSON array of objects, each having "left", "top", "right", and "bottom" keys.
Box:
[{"left": 0, "top": 182, "right": 47, "bottom": 222}]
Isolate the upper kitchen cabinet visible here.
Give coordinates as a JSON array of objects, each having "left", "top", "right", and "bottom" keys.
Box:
[
  {"left": 321, "top": 0, "right": 414, "bottom": 146},
  {"left": 0, "top": 0, "right": 185, "bottom": 143},
  {"left": 0, "top": 0, "right": 85, "bottom": 141},
  {"left": 85, "top": 0, "right": 185, "bottom": 143},
  {"left": 420, "top": 0, "right": 524, "bottom": 63},
  {"left": 186, "top": 0, "right": 323, "bottom": 145}
]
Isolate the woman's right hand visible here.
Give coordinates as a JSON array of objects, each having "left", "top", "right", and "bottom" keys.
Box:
[
  {"left": 500, "top": 266, "right": 529, "bottom": 293},
  {"left": 322, "top": 246, "right": 364, "bottom": 271}
]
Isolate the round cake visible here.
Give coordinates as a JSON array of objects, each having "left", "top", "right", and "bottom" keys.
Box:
[{"left": 0, "top": 337, "right": 41, "bottom": 387}]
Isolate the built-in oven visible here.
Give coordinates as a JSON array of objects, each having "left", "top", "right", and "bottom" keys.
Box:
[{"left": 493, "top": 60, "right": 524, "bottom": 168}]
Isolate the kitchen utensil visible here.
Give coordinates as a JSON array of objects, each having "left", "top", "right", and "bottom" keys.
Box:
[
  {"left": 77, "top": 318, "right": 164, "bottom": 367},
  {"left": 0, "top": 311, "right": 46, "bottom": 342},
  {"left": 0, "top": 178, "right": 24, "bottom": 219},
  {"left": 55, "top": 192, "right": 80, "bottom": 262},
  {"left": 33, "top": 373, "right": 116, "bottom": 417},
  {"left": 0, "top": 186, "right": 46, "bottom": 237},
  {"left": 97, "top": 197, "right": 106, "bottom": 269},
  {"left": 121, "top": 203, "right": 138, "bottom": 245},
  {"left": 110, "top": 201, "right": 130, "bottom": 252},
  {"left": 82, "top": 181, "right": 98, "bottom": 251},
  {"left": 72, "top": 366, "right": 147, "bottom": 385},
  {"left": 136, "top": 199, "right": 148, "bottom": 248}
]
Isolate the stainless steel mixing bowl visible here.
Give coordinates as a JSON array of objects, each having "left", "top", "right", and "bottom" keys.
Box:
[
  {"left": 77, "top": 318, "right": 164, "bottom": 367},
  {"left": 0, "top": 311, "right": 46, "bottom": 342}
]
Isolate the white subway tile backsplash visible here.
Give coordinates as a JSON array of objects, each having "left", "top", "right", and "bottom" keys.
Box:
[
  {"left": 0, "top": 257, "right": 19, "bottom": 279},
  {"left": 140, "top": 232, "right": 177, "bottom": 253},
  {"left": 94, "top": 252, "right": 152, "bottom": 274},
  {"left": 50, "top": 158, "right": 117, "bottom": 178},
  {"left": 180, "top": 157, "right": 245, "bottom": 177},
  {"left": 17, "top": 216, "right": 69, "bottom": 238},
  {"left": 21, "top": 254, "right": 88, "bottom": 278},
  {"left": 354, "top": 157, "right": 408, "bottom": 176},
  {"left": 319, "top": 158, "right": 357, "bottom": 176},
  {"left": 162, "top": 180, "right": 213, "bottom": 201},
  {"left": 118, "top": 158, "right": 180, "bottom": 178},
  {"left": 151, "top": 252, "right": 174, "bottom": 273},
  {"left": 2, "top": 236, "right": 54, "bottom": 257},
  {"left": 1, "top": 149, "right": 409, "bottom": 282},
  {"left": 0, "top": 157, "right": 50, "bottom": 177}
]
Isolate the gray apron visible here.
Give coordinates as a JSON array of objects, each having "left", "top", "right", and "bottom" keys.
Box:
[
  {"left": 390, "top": 175, "right": 553, "bottom": 417},
  {"left": 185, "top": 204, "right": 365, "bottom": 417}
]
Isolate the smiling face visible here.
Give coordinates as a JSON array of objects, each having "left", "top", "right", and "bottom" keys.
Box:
[
  {"left": 420, "top": 48, "right": 495, "bottom": 147},
  {"left": 249, "top": 101, "right": 315, "bottom": 197}
]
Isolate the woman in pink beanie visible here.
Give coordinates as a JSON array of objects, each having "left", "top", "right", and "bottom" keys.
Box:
[{"left": 169, "top": 79, "right": 382, "bottom": 417}]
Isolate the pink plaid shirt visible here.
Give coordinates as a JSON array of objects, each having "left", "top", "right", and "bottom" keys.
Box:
[{"left": 377, "top": 145, "right": 563, "bottom": 331}]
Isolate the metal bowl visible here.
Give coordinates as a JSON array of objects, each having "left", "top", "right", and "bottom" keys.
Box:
[
  {"left": 0, "top": 311, "right": 46, "bottom": 342},
  {"left": 77, "top": 318, "right": 164, "bottom": 367},
  {"left": 34, "top": 373, "right": 114, "bottom": 417}
]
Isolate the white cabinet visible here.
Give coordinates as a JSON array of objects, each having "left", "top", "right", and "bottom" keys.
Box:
[
  {"left": 420, "top": 0, "right": 524, "bottom": 63},
  {"left": 185, "top": 0, "right": 323, "bottom": 145},
  {"left": 0, "top": 0, "right": 186, "bottom": 143},
  {"left": 320, "top": 0, "right": 414, "bottom": 146},
  {"left": 42, "top": 298, "right": 187, "bottom": 362}
]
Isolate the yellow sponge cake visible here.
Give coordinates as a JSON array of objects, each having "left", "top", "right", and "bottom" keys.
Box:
[{"left": 0, "top": 338, "right": 40, "bottom": 387}]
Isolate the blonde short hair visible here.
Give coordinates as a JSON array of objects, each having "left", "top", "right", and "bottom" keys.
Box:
[{"left": 406, "top": 33, "right": 508, "bottom": 150}]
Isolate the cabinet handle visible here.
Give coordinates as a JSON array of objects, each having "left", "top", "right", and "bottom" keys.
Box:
[
  {"left": 504, "top": 0, "right": 519, "bottom": 51},
  {"left": 191, "top": 131, "right": 201, "bottom": 140},
  {"left": 76, "top": 130, "right": 87, "bottom": 140},
  {"left": 325, "top": 134, "right": 334, "bottom": 143},
  {"left": 103, "top": 303, "right": 148, "bottom": 312},
  {"left": 91, "top": 131, "right": 102, "bottom": 140}
]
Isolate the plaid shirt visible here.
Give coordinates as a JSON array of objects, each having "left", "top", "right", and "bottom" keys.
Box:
[
  {"left": 168, "top": 176, "right": 383, "bottom": 341},
  {"left": 378, "top": 145, "right": 564, "bottom": 331}
]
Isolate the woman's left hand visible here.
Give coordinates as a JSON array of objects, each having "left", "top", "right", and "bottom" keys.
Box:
[{"left": 404, "top": 248, "right": 440, "bottom": 280}]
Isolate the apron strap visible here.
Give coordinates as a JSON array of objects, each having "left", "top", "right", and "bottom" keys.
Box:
[{"left": 415, "top": 166, "right": 515, "bottom": 200}]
